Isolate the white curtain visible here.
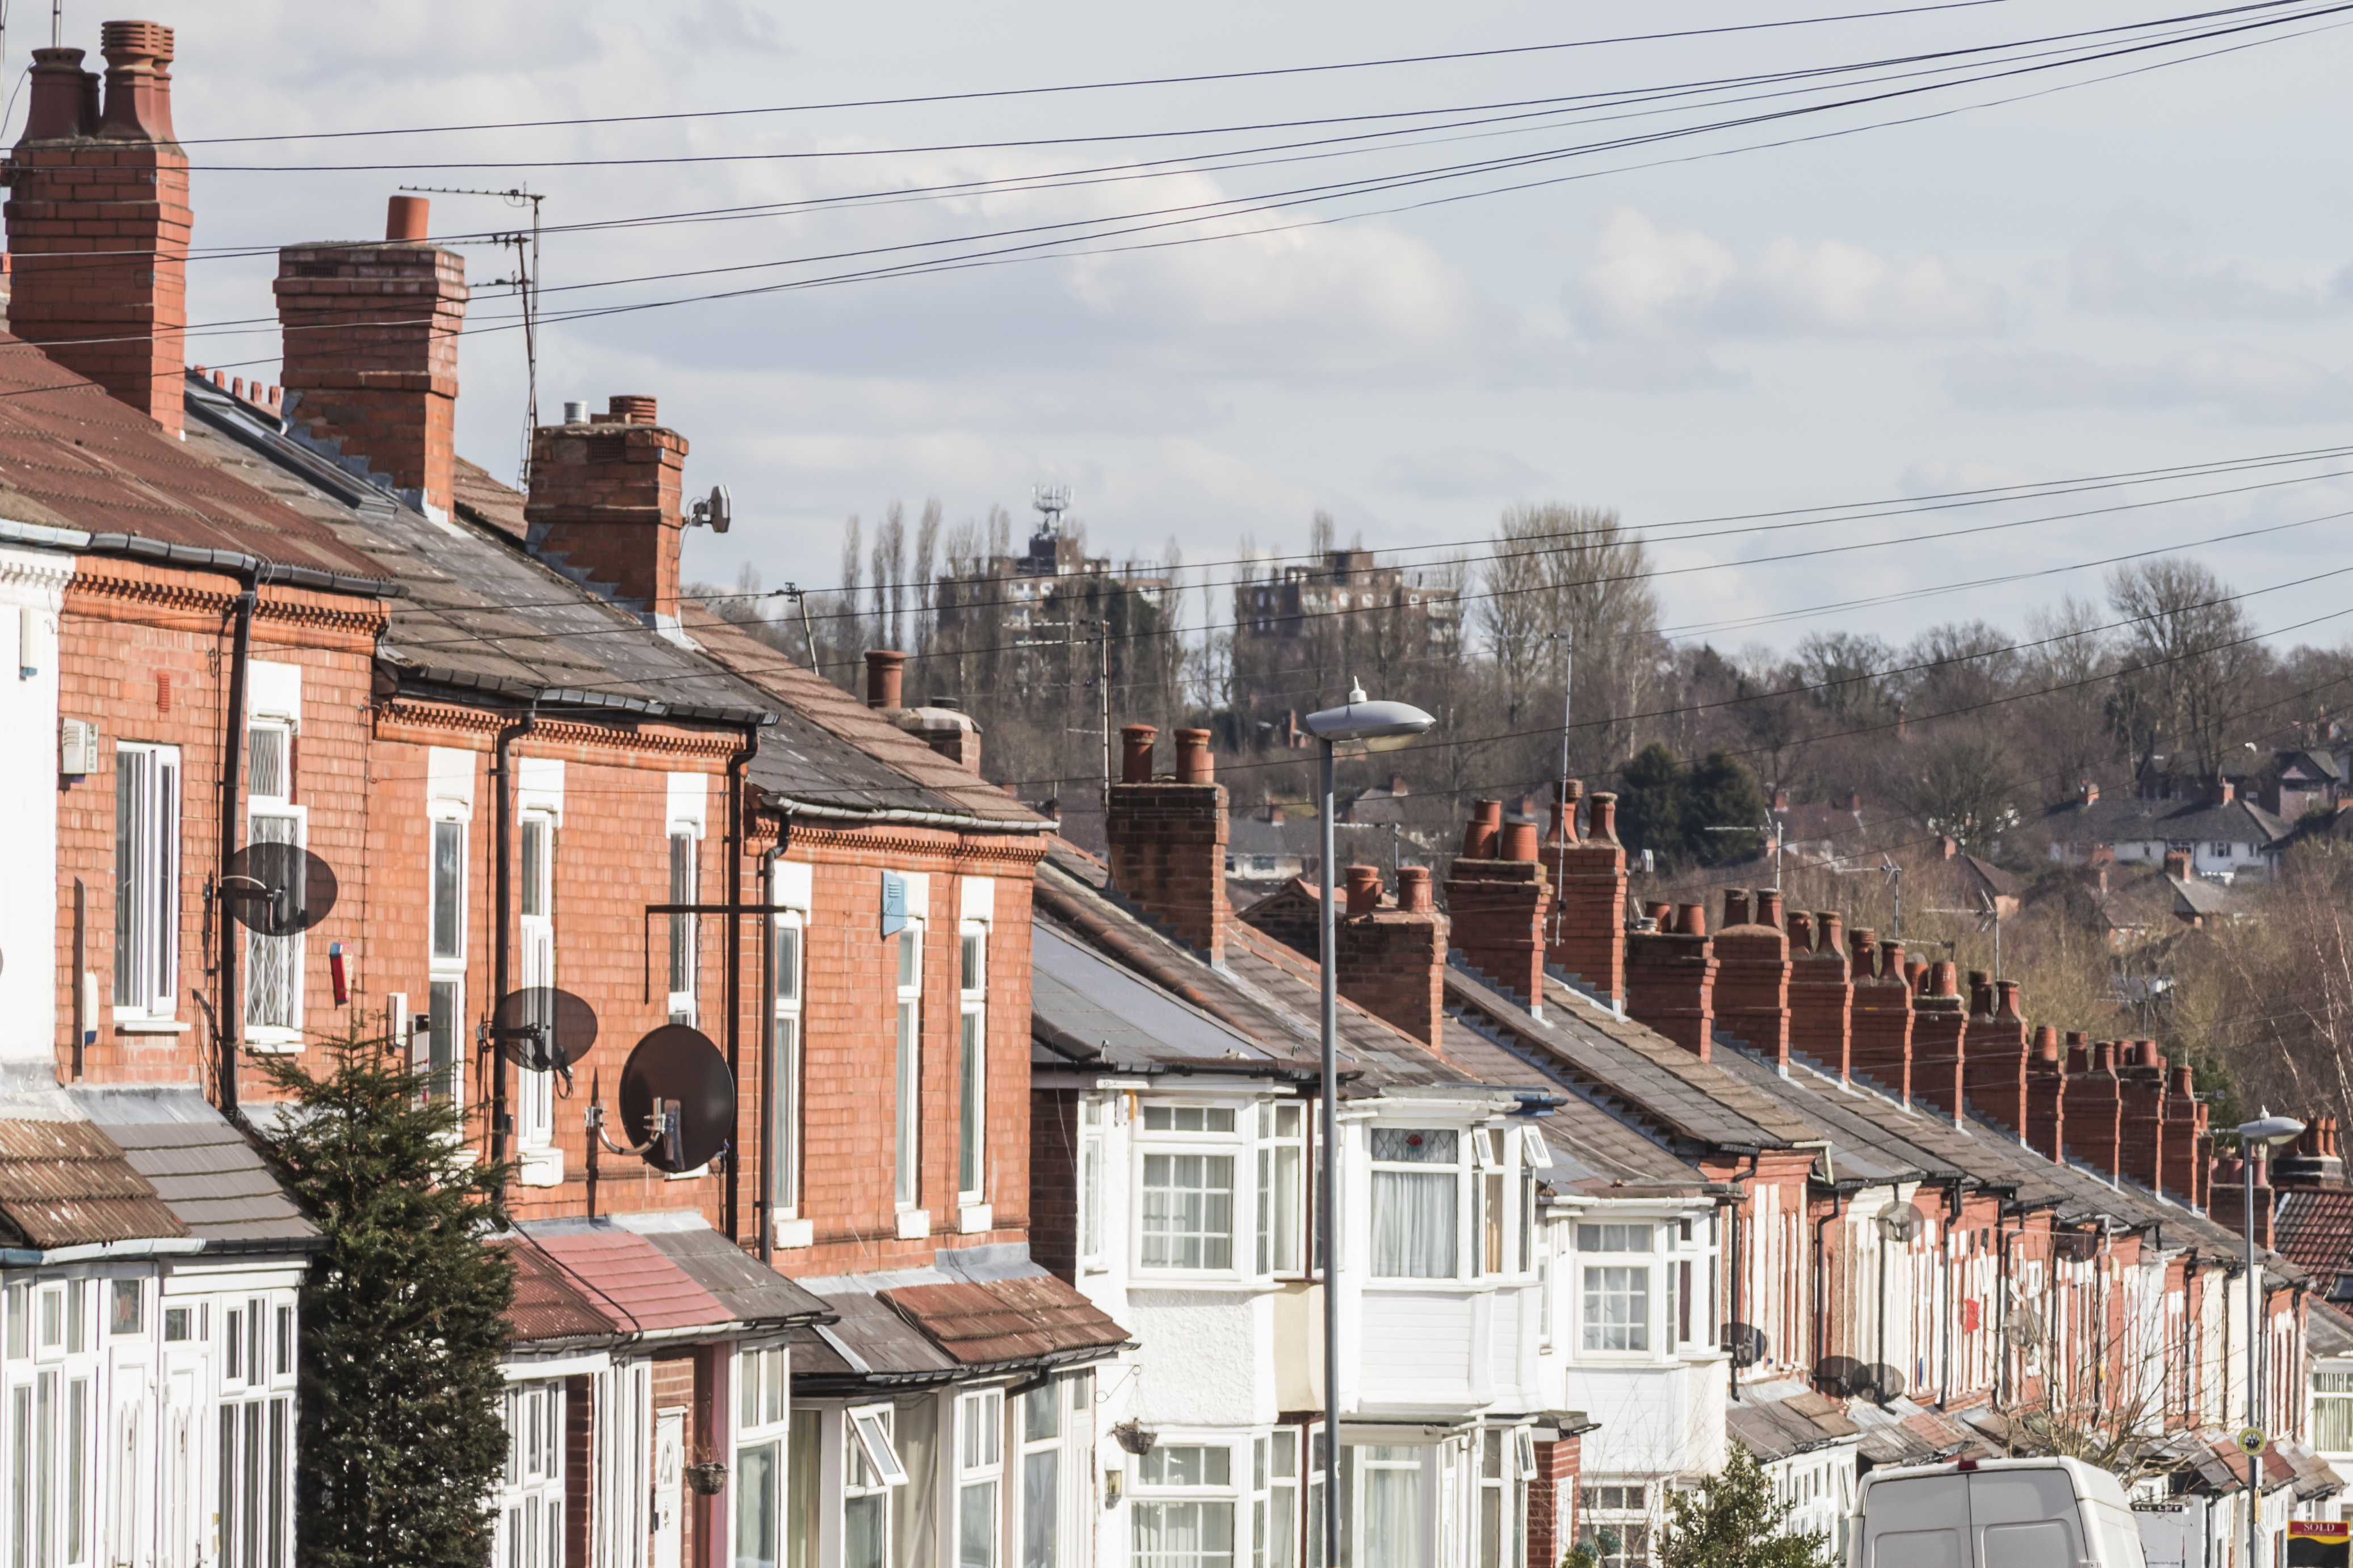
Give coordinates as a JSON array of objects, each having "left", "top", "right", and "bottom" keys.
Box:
[
  {"left": 1371, "top": 1171, "right": 1456, "bottom": 1279},
  {"left": 1137, "top": 1502, "right": 1235, "bottom": 1568},
  {"left": 1358, "top": 1449, "right": 1424, "bottom": 1568}
]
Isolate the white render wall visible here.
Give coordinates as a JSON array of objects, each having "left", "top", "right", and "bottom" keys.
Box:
[{"left": 0, "top": 544, "right": 69, "bottom": 1087}]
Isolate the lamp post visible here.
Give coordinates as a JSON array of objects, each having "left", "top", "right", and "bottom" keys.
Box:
[
  {"left": 1301, "top": 680, "right": 1435, "bottom": 1568},
  {"left": 2238, "top": 1110, "right": 2304, "bottom": 1568}
]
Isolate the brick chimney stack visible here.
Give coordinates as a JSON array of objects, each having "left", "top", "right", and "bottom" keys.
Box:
[
  {"left": 1446, "top": 801, "right": 1552, "bottom": 1010},
  {"left": 2061, "top": 1040, "right": 2125, "bottom": 1184},
  {"left": 1712, "top": 888, "right": 1790, "bottom": 1069},
  {"left": 2162, "top": 848, "right": 2192, "bottom": 880},
  {"left": 1963, "top": 978, "right": 2032, "bottom": 1137},
  {"left": 1625, "top": 901, "right": 1718, "bottom": 1058},
  {"left": 1104, "top": 724, "right": 1231, "bottom": 962},
  {"left": 274, "top": 193, "right": 471, "bottom": 520},
  {"left": 2117, "top": 1040, "right": 2170, "bottom": 1197},
  {"left": 4, "top": 21, "right": 190, "bottom": 432},
  {"left": 2210, "top": 1155, "right": 2275, "bottom": 1247},
  {"left": 524, "top": 396, "right": 691, "bottom": 626},
  {"left": 1786, "top": 909, "right": 1852, "bottom": 1081},
  {"left": 2025, "top": 1025, "right": 2067, "bottom": 1161},
  {"left": 1545, "top": 785, "right": 1628, "bottom": 1007},
  {"left": 1847, "top": 933, "right": 1914, "bottom": 1103},
  {"left": 1909, "top": 961, "right": 1968, "bottom": 1123},
  {"left": 1337, "top": 865, "right": 1448, "bottom": 1050},
  {"left": 2163, "top": 1064, "right": 2208, "bottom": 1208}
]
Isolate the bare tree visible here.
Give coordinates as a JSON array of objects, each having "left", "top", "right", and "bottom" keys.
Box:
[
  {"left": 2105, "top": 558, "right": 2271, "bottom": 779},
  {"left": 873, "top": 500, "right": 908, "bottom": 654}
]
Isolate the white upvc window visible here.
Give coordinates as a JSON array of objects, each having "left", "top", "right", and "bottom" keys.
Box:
[
  {"left": 844, "top": 1404, "right": 907, "bottom": 1568},
  {"left": 895, "top": 924, "right": 924, "bottom": 1210},
  {"left": 772, "top": 912, "right": 806, "bottom": 1223},
  {"left": 958, "top": 1389, "right": 1005, "bottom": 1568},
  {"left": 1578, "top": 1224, "right": 1654, "bottom": 1354},
  {"left": 1139, "top": 1106, "right": 1240, "bottom": 1273},
  {"left": 735, "top": 1344, "right": 789, "bottom": 1568},
  {"left": 215, "top": 1291, "right": 297, "bottom": 1568},
  {"left": 1079, "top": 1098, "right": 1108, "bottom": 1272},
  {"left": 1017, "top": 1378, "right": 1066, "bottom": 1568},
  {"left": 958, "top": 922, "right": 988, "bottom": 1206},
  {"left": 1369, "top": 1127, "right": 1461, "bottom": 1280},
  {"left": 2320, "top": 1370, "right": 2353, "bottom": 1452},
  {"left": 1250, "top": 1430, "right": 1299, "bottom": 1568},
  {"left": 497, "top": 1379, "right": 565, "bottom": 1568},
  {"left": 1475, "top": 1427, "right": 1530, "bottom": 1568},
  {"left": 1575, "top": 1482, "right": 1651, "bottom": 1568},
  {"left": 242, "top": 718, "right": 305, "bottom": 1046},
  {"left": 1256, "top": 1102, "right": 1306, "bottom": 1277},
  {"left": 112, "top": 742, "right": 181, "bottom": 1020},
  {"left": 1135, "top": 1443, "right": 1237, "bottom": 1568},
  {"left": 425, "top": 804, "right": 468, "bottom": 1106},
  {"left": 667, "top": 831, "right": 699, "bottom": 1024},
  {"left": 5, "top": 1278, "right": 102, "bottom": 1568},
  {"left": 517, "top": 812, "right": 557, "bottom": 1155}
]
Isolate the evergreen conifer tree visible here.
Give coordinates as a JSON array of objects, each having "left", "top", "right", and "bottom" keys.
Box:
[
  {"left": 1656, "top": 1444, "right": 1837, "bottom": 1568},
  {"left": 252, "top": 1031, "right": 516, "bottom": 1568}
]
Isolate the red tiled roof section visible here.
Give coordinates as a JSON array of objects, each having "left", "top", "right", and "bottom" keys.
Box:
[
  {"left": 882, "top": 1276, "right": 1131, "bottom": 1365},
  {"left": 499, "top": 1238, "right": 620, "bottom": 1344},
  {"left": 2273, "top": 1188, "right": 2353, "bottom": 1277},
  {"left": 524, "top": 1228, "right": 729, "bottom": 1333},
  {"left": 0, "top": 1119, "right": 187, "bottom": 1248},
  {"left": 0, "top": 347, "right": 385, "bottom": 578}
]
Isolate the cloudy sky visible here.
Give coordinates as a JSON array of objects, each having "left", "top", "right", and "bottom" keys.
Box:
[{"left": 115, "top": 0, "right": 2353, "bottom": 662}]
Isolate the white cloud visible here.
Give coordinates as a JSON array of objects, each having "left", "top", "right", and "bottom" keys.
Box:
[
  {"left": 1944, "top": 347, "right": 2353, "bottom": 424},
  {"left": 1574, "top": 208, "right": 2004, "bottom": 339},
  {"left": 1381, "top": 446, "right": 1553, "bottom": 499},
  {"left": 2068, "top": 225, "right": 2350, "bottom": 321}
]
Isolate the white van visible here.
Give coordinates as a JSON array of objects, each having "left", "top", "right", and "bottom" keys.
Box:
[{"left": 1851, "top": 1456, "right": 2147, "bottom": 1566}]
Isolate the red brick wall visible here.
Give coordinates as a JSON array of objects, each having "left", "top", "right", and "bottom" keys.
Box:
[
  {"left": 1529, "top": 1431, "right": 1580, "bottom": 1568},
  {"left": 1786, "top": 917, "right": 1852, "bottom": 1081},
  {"left": 1624, "top": 926, "right": 1716, "bottom": 1058},
  {"left": 1338, "top": 907, "right": 1448, "bottom": 1049},
  {"left": 1105, "top": 780, "right": 1230, "bottom": 961},
  {"left": 1909, "top": 974, "right": 1968, "bottom": 1123},
  {"left": 1445, "top": 857, "right": 1549, "bottom": 1008},
  {"left": 526, "top": 415, "right": 690, "bottom": 620},
  {"left": 1545, "top": 836, "right": 1625, "bottom": 1006},
  {"left": 2119, "top": 1055, "right": 2171, "bottom": 1197},
  {"left": 1030, "top": 1089, "right": 1079, "bottom": 1284},
  {"left": 1962, "top": 989, "right": 2030, "bottom": 1137},
  {"left": 2060, "top": 1046, "right": 2124, "bottom": 1184},
  {"left": 1846, "top": 939, "right": 1912, "bottom": 1104},
  {"left": 1710, "top": 900, "right": 1789, "bottom": 1066},
  {"left": 565, "top": 1373, "right": 593, "bottom": 1568}
]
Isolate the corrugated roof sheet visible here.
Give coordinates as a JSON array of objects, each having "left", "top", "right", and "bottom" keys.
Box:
[
  {"left": 0, "top": 348, "right": 388, "bottom": 578},
  {"left": 0, "top": 1119, "right": 186, "bottom": 1248},
  {"left": 623, "top": 1217, "right": 831, "bottom": 1326},
  {"left": 881, "top": 1276, "right": 1131, "bottom": 1365},
  {"left": 520, "top": 1225, "right": 730, "bottom": 1334},
  {"left": 792, "top": 1290, "right": 963, "bottom": 1384},
  {"left": 70, "top": 1088, "right": 316, "bottom": 1245}
]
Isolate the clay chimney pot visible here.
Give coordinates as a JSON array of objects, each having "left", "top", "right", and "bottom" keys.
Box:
[
  {"left": 1120, "top": 725, "right": 1158, "bottom": 784},
  {"left": 608, "top": 394, "right": 658, "bottom": 425},
  {"left": 1174, "top": 729, "right": 1214, "bottom": 784},
  {"left": 1398, "top": 865, "right": 1435, "bottom": 913},
  {"left": 1756, "top": 889, "right": 1784, "bottom": 929},
  {"left": 1462, "top": 800, "right": 1503, "bottom": 859},
  {"left": 1787, "top": 910, "right": 1814, "bottom": 950},
  {"left": 1995, "top": 980, "right": 2023, "bottom": 1020},
  {"left": 386, "top": 194, "right": 430, "bottom": 242},
  {"left": 864, "top": 650, "right": 906, "bottom": 711},
  {"left": 1816, "top": 911, "right": 1845, "bottom": 956},
  {"left": 1676, "top": 903, "right": 1707, "bottom": 938},
  {"left": 1499, "top": 819, "right": 1541, "bottom": 863},
  {"left": 1723, "top": 889, "right": 1751, "bottom": 929},
  {"left": 1345, "top": 865, "right": 1383, "bottom": 917},
  {"left": 1587, "top": 792, "right": 1620, "bottom": 845}
]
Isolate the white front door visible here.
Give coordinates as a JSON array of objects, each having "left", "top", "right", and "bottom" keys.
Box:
[
  {"left": 162, "top": 1368, "right": 199, "bottom": 1568},
  {"left": 652, "top": 1409, "right": 685, "bottom": 1568}
]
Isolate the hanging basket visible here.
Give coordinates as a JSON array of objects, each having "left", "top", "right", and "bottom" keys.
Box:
[{"left": 685, "top": 1461, "right": 729, "bottom": 1496}]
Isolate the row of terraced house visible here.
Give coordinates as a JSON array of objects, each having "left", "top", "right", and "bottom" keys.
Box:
[{"left": 0, "top": 18, "right": 2348, "bottom": 1568}]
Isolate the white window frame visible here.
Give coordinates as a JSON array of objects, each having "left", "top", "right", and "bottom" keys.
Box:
[
  {"left": 425, "top": 801, "right": 469, "bottom": 1108},
  {"left": 214, "top": 1289, "right": 297, "bottom": 1568},
  {"left": 1578, "top": 1224, "right": 1655, "bottom": 1356},
  {"left": 1474, "top": 1426, "right": 1528, "bottom": 1568},
  {"left": 1134, "top": 1440, "right": 1240, "bottom": 1568},
  {"left": 1136, "top": 1103, "right": 1244, "bottom": 1277},
  {"left": 112, "top": 741, "right": 181, "bottom": 1021},
  {"left": 843, "top": 1402, "right": 906, "bottom": 1568},
  {"left": 895, "top": 923, "right": 925, "bottom": 1212},
  {"left": 957, "top": 1389, "right": 1005, "bottom": 1568},
  {"left": 666, "top": 829, "right": 699, "bottom": 1025},
  {"left": 1251, "top": 1428, "right": 1299, "bottom": 1568},
  {"left": 1079, "top": 1098, "right": 1109, "bottom": 1273},
  {"left": 1256, "top": 1102, "right": 1307, "bottom": 1278},
  {"left": 496, "top": 1378, "right": 565, "bottom": 1568},
  {"left": 772, "top": 910, "right": 807, "bottom": 1225},
  {"left": 735, "top": 1343, "right": 790, "bottom": 1568},
  {"left": 5, "top": 1276, "right": 103, "bottom": 1568},
  {"left": 242, "top": 717, "right": 306, "bottom": 1049},
  {"left": 1017, "top": 1377, "right": 1067, "bottom": 1568},
  {"left": 958, "top": 920, "right": 989, "bottom": 1210},
  {"left": 516, "top": 810, "right": 559, "bottom": 1161},
  {"left": 1575, "top": 1481, "right": 1653, "bottom": 1568},
  {"left": 1368, "top": 1125, "right": 1466, "bottom": 1282}
]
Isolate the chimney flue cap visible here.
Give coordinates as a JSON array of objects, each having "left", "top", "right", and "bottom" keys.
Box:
[
  {"left": 562, "top": 401, "right": 589, "bottom": 425},
  {"left": 385, "top": 195, "right": 430, "bottom": 243},
  {"left": 608, "top": 394, "right": 658, "bottom": 425}
]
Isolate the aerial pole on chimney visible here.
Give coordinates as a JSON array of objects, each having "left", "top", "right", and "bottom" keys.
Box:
[
  {"left": 1547, "top": 630, "right": 1572, "bottom": 949},
  {"left": 400, "top": 182, "right": 543, "bottom": 486}
]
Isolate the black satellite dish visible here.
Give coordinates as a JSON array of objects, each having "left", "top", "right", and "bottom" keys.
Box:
[
  {"left": 1721, "top": 1323, "right": 1768, "bottom": 1369},
  {"left": 220, "top": 843, "right": 339, "bottom": 936},
  {"left": 1815, "top": 1355, "right": 1868, "bottom": 1398},
  {"left": 490, "top": 987, "right": 599, "bottom": 1074},
  {"left": 618, "top": 1024, "right": 734, "bottom": 1174}
]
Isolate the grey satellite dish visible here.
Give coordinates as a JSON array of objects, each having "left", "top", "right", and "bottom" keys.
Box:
[
  {"left": 221, "top": 843, "right": 339, "bottom": 937},
  {"left": 690, "top": 485, "right": 731, "bottom": 534},
  {"left": 490, "top": 987, "right": 598, "bottom": 1074},
  {"left": 618, "top": 1024, "right": 735, "bottom": 1174}
]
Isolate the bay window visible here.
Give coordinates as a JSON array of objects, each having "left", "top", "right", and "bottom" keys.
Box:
[
  {"left": 1370, "top": 1128, "right": 1459, "bottom": 1280},
  {"left": 1251, "top": 1430, "right": 1298, "bottom": 1568},
  {"left": 958, "top": 1389, "right": 1004, "bottom": 1568},
  {"left": 1020, "top": 1381, "right": 1059, "bottom": 1568},
  {"left": 845, "top": 1405, "right": 907, "bottom": 1568},
  {"left": 496, "top": 1380, "right": 563, "bottom": 1568},
  {"left": 735, "top": 1344, "right": 788, "bottom": 1568},
  {"left": 1355, "top": 1446, "right": 1423, "bottom": 1568},
  {"left": 1579, "top": 1225, "right": 1654, "bottom": 1353},
  {"left": 1140, "top": 1107, "right": 1238, "bottom": 1272},
  {"left": 1256, "top": 1103, "right": 1305, "bottom": 1276},
  {"left": 1135, "top": 1445, "right": 1235, "bottom": 1568},
  {"left": 2321, "top": 1371, "right": 2353, "bottom": 1453}
]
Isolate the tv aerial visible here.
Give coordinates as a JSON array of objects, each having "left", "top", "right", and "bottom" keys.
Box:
[
  {"left": 490, "top": 987, "right": 598, "bottom": 1090},
  {"left": 590, "top": 1024, "right": 735, "bottom": 1174},
  {"left": 1031, "top": 483, "right": 1071, "bottom": 535},
  {"left": 220, "top": 842, "right": 339, "bottom": 936},
  {"left": 689, "top": 485, "right": 731, "bottom": 533}
]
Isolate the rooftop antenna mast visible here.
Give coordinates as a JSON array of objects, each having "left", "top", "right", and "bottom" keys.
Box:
[
  {"left": 400, "top": 183, "right": 543, "bottom": 488},
  {"left": 1033, "top": 482, "right": 1071, "bottom": 537}
]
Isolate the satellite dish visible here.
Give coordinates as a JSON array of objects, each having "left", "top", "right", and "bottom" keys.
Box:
[
  {"left": 690, "top": 484, "right": 731, "bottom": 535},
  {"left": 1877, "top": 1202, "right": 1926, "bottom": 1245},
  {"left": 1863, "top": 1364, "right": 1907, "bottom": 1403},
  {"left": 221, "top": 843, "right": 339, "bottom": 936},
  {"left": 490, "top": 987, "right": 598, "bottom": 1074},
  {"left": 618, "top": 1024, "right": 734, "bottom": 1174},
  {"left": 1721, "top": 1323, "right": 1768, "bottom": 1369},
  {"left": 1815, "top": 1355, "right": 1867, "bottom": 1398},
  {"left": 2002, "top": 1309, "right": 2045, "bottom": 1348}
]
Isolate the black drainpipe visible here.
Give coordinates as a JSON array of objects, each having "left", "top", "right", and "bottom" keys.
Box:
[
  {"left": 216, "top": 570, "right": 259, "bottom": 1117},
  {"left": 1813, "top": 1189, "right": 1844, "bottom": 1387},
  {"left": 489, "top": 703, "right": 538, "bottom": 1195},
  {"left": 1727, "top": 1151, "right": 1759, "bottom": 1401},
  {"left": 723, "top": 726, "right": 759, "bottom": 1247}
]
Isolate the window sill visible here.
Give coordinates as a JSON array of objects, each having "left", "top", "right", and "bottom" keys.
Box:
[
  {"left": 895, "top": 1209, "right": 931, "bottom": 1241},
  {"left": 517, "top": 1146, "right": 565, "bottom": 1188},
  {"left": 1128, "top": 1274, "right": 1273, "bottom": 1293},
  {"left": 956, "top": 1203, "right": 993, "bottom": 1235},
  {"left": 773, "top": 1217, "right": 815, "bottom": 1250},
  {"left": 243, "top": 1033, "right": 304, "bottom": 1056},
  {"left": 114, "top": 1019, "right": 191, "bottom": 1035}
]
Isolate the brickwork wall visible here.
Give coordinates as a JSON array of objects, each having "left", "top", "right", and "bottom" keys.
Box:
[
  {"left": 1909, "top": 970, "right": 1968, "bottom": 1123},
  {"left": 1545, "top": 839, "right": 1625, "bottom": 1004},
  {"left": 2060, "top": 1047, "right": 2124, "bottom": 1184},
  {"left": 53, "top": 563, "right": 381, "bottom": 1092},
  {"left": 2165, "top": 1067, "right": 2208, "bottom": 1208},
  {"left": 526, "top": 418, "right": 690, "bottom": 619},
  {"left": 1786, "top": 913, "right": 1851, "bottom": 1081},
  {"left": 1104, "top": 780, "right": 1229, "bottom": 961},
  {"left": 274, "top": 241, "right": 468, "bottom": 515},
  {"left": 2118, "top": 1056, "right": 2170, "bottom": 1197},
  {"left": 1236, "top": 881, "right": 1318, "bottom": 961},
  {"left": 1962, "top": 987, "right": 2030, "bottom": 1137},
  {"left": 564, "top": 1373, "right": 593, "bottom": 1568},
  {"left": 1337, "top": 906, "right": 1448, "bottom": 1049},
  {"left": 1444, "top": 857, "right": 1548, "bottom": 1007},
  {"left": 1030, "top": 1089, "right": 1079, "bottom": 1284},
  {"left": 1846, "top": 938, "right": 1913, "bottom": 1104},
  {"left": 1529, "top": 1432, "right": 1580, "bottom": 1568},
  {"left": 5, "top": 31, "right": 189, "bottom": 432},
  {"left": 1710, "top": 897, "right": 1789, "bottom": 1066},
  {"left": 1624, "top": 927, "right": 1716, "bottom": 1058}
]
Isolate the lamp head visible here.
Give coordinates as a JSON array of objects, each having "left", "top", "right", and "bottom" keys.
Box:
[
  {"left": 2239, "top": 1108, "right": 2306, "bottom": 1148},
  {"left": 1303, "top": 683, "right": 1436, "bottom": 753}
]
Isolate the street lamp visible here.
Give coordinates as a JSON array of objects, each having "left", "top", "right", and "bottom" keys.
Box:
[
  {"left": 2238, "top": 1109, "right": 2304, "bottom": 1568},
  {"left": 1301, "top": 681, "right": 1435, "bottom": 1568}
]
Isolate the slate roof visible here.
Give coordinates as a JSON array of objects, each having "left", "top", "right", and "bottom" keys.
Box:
[
  {"left": 1727, "top": 1393, "right": 1862, "bottom": 1461},
  {"left": 0, "top": 1117, "right": 186, "bottom": 1250},
  {"left": 1030, "top": 923, "right": 1294, "bottom": 1073},
  {"left": 2044, "top": 793, "right": 2292, "bottom": 851},
  {"left": 2310, "top": 1300, "right": 2353, "bottom": 1359},
  {"left": 792, "top": 1290, "right": 963, "bottom": 1388},
  {"left": 2274, "top": 1187, "right": 2353, "bottom": 1286},
  {"left": 69, "top": 1087, "right": 316, "bottom": 1247},
  {"left": 0, "top": 346, "right": 389, "bottom": 581},
  {"left": 880, "top": 1277, "right": 1131, "bottom": 1366}
]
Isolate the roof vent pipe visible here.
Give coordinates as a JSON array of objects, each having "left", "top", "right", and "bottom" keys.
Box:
[{"left": 562, "top": 401, "right": 588, "bottom": 424}]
